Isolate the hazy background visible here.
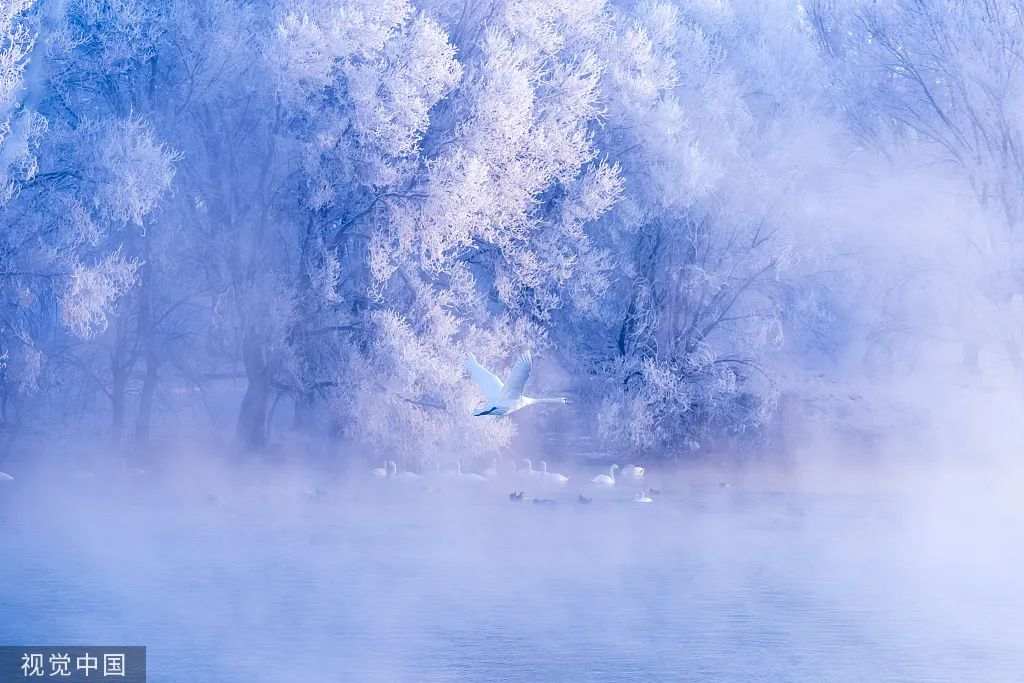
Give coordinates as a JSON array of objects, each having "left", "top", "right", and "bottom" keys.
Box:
[
  {"left": 2, "top": 0, "right": 1024, "bottom": 680},
  {"left": 0, "top": 0, "right": 1021, "bottom": 464}
]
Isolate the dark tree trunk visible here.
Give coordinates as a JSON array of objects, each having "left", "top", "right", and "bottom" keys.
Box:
[
  {"left": 135, "top": 354, "right": 157, "bottom": 443},
  {"left": 111, "top": 364, "right": 127, "bottom": 444},
  {"left": 134, "top": 234, "right": 158, "bottom": 444},
  {"left": 236, "top": 332, "right": 271, "bottom": 450},
  {"left": 292, "top": 391, "right": 314, "bottom": 431}
]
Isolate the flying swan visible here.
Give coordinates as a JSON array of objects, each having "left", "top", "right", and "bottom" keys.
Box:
[{"left": 465, "top": 352, "right": 567, "bottom": 417}]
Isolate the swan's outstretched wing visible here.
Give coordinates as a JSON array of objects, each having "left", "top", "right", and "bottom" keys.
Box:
[
  {"left": 465, "top": 354, "right": 504, "bottom": 402},
  {"left": 501, "top": 352, "right": 532, "bottom": 400}
]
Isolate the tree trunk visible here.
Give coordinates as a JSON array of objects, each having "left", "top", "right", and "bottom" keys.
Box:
[
  {"left": 111, "top": 363, "right": 127, "bottom": 444},
  {"left": 135, "top": 353, "right": 158, "bottom": 443},
  {"left": 134, "top": 233, "right": 158, "bottom": 444},
  {"left": 292, "top": 391, "right": 314, "bottom": 431},
  {"left": 236, "top": 331, "right": 271, "bottom": 450}
]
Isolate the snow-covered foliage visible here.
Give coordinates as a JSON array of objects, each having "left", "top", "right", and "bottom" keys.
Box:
[
  {"left": 0, "top": 0, "right": 41, "bottom": 205},
  {"left": 0, "top": 0, "right": 1017, "bottom": 458}
]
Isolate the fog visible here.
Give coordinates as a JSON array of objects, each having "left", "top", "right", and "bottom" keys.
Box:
[
  {"left": 2, "top": 428, "right": 1022, "bottom": 681},
  {"left": 3, "top": 0, "right": 1024, "bottom": 680}
]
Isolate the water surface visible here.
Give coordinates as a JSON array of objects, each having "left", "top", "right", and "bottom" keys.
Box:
[{"left": 0, "top": 461, "right": 1020, "bottom": 682}]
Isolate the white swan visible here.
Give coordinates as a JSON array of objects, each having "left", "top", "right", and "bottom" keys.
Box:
[
  {"left": 0, "top": 471, "right": 12, "bottom": 481},
  {"left": 466, "top": 352, "right": 568, "bottom": 416},
  {"left": 592, "top": 464, "right": 619, "bottom": 487},
  {"left": 633, "top": 489, "right": 653, "bottom": 503},
  {"left": 623, "top": 464, "right": 645, "bottom": 480},
  {"left": 371, "top": 462, "right": 389, "bottom": 478},
  {"left": 540, "top": 461, "right": 568, "bottom": 486},
  {"left": 456, "top": 460, "right": 487, "bottom": 483},
  {"left": 520, "top": 459, "right": 543, "bottom": 479},
  {"left": 390, "top": 461, "right": 421, "bottom": 481}
]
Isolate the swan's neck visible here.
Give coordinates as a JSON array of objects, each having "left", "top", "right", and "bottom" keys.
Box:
[{"left": 531, "top": 396, "right": 566, "bottom": 404}]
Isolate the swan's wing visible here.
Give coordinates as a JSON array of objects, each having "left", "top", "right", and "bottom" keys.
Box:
[
  {"left": 501, "top": 352, "right": 532, "bottom": 400},
  {"left": 465, "top": 354, "right": 504, "bottom": 401}
]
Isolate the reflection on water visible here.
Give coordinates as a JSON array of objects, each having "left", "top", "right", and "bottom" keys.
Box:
[{"left": 0, "top": 463, "right": 1020, "bottom": 682}]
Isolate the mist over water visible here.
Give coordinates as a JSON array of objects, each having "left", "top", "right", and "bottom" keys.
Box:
[
  {"left": 2, "top": 441, "right": 1021, "bottom": 682},
  {"left": 4, "top": 0, "right": 1024, "bottom": 680}
]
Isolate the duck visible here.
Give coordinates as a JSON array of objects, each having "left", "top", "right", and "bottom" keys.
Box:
[
  {"left": 577, "top": 494, "right": 592, "bottom": 504},
  {"left": 509, "top": 491, "right": 525, "bottom": 502},
  {"left": 592, "top": 464, "right": 619, "bottom": 487}
]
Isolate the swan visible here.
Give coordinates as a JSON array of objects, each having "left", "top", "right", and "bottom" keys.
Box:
[
  {"left": 390, "top": 461, "right": 421, "bottom": 481},
  {"left": 0, "top": 471, "right": 12, "bottom": 481},
  {"left": 633, "top": 489, "right": 654, "bottom": 503},
  {"left": 592, "top": 464, "right": 619, "bottom": 487},
  {"left": 539, "top": 461, "right": 568, "bottom": 486},
  {"left": 466, "top": 352, "right": 568, "bottom": 416},
  {"left": 371, "top": 462, "right": 389, "bottom": 478},
  {"left": 623, "top": 465, "right": 645, "bottom": 480},
  {"left": 520, "top": 459, "right": 543, "bottom": 479},
  {"left": 456, "top": 460, "right": 487, "bottom": 483}
]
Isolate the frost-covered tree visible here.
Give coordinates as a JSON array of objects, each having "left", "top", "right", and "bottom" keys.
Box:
[
  {"left": 7, "top": 0, "right": 181, "bottom": 441},
  {"left": 564, "top": 1, "right": 831, "bottom": 454},
  {"left": 264, "top": 0, "right": 622, "bottom": 458},
  {"left": 344, "top": 0, "right": 621, "bottom": 458},
  {"left": 809, "top": 0, "right": 1024, "bottom": 377},
  {"left": 0, "top": 0, "right": 42, "bottom": 205}
]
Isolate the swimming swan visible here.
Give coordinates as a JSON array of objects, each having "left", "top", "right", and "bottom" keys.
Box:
[
  {"left": 592, "top": 464, "right": 619, "bottom": 487},
  {"left": 520, "top": 459, "right": 543, "bottom": 479},
  {"left": 390, "top": 461, "right": 421, "bottom": 481},
  {"left": 633, "top": 489, "right": 653, "bottom": 503},
  {"left": 0, "top": 471, "right": 12, "bottom": 481},
  {"left": 371, "top": 462, "right": 389, "bottom": 478},
  {"left": 623, "top": 465, "right": 645, "bottom": 480},
  {"left": 539, "top": 461, "right": 568, "bottom": 486},
  {"left": 466, "top": 352, "right": 567, "bottom": 416},
  {"left": 456, "top": 460, "right": 487, "bottom": 483}
]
